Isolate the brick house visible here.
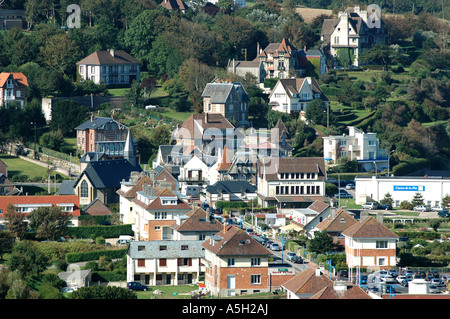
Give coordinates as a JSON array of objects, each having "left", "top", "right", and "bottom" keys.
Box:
[
  {"left": 342, "top": 212, "right": 399, "bottom": 270},
  {"left": 0, "top": 72, "right": 28, "bottom": 107},
  {"left": 75, "top": 115, "right": 129, "bottom": 157},
  {"left": 201, "top": 225, "right": 272, "bottom": 297}
]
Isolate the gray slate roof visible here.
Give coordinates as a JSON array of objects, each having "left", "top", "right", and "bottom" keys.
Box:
[
  {"left": 76, "top": 159, "right": 142, "bottom": 188},
  {"left": 74, "top": 117, "right": 128, "bottom": 131},
  {"left": 127, "top": 240, "right": 205, "bottom": 259},
  {"left": 206, "top": 180, "right": 256, "bottom": 194},
  {"left": 202, "top": 82, "right": 249, "bottom": 104},
  {"left": 57, "top": 180, "right": 76, "bottom": 195}
]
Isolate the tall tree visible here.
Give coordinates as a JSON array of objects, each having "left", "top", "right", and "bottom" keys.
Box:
[
  {"left": 3, "top": 204, "right": 28, "bottom": 241},
  {"left": 28, "top": 206, "right": 70, "bottom": 241}
]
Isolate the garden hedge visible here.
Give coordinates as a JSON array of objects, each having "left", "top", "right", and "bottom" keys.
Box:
[
  {"left": 65, "top": 248, "right": 127, "bottom": 263},
  {"left": 66, "top": 224, "right": 133, "bottom": 239}
]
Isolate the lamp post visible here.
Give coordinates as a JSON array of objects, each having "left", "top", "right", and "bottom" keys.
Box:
[
  {"left": 31, "top": 122, "right": 37, "bottom": 160},
  {"left": 387, "top": 150, "right": 395, "bottom": 177}
]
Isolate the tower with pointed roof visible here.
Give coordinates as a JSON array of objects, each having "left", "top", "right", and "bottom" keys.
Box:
[{"left": 124, "top": 129, "right": 137, "bottom": 167}]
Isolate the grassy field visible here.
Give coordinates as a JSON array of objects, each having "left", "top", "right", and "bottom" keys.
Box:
[
  {"left": 295, "top": 7, "right": 333, "bottom": 22},
  {"left": 0, "top": 153, "right": 52, "bottom": 180}
]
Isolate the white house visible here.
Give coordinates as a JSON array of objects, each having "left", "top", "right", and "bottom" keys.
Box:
[
  {"left": 355, "top": 175, "right": 450, "bottom": 207},
  {"left": 76, "top": 49, "right": 140, "bottom": 86},
  {"left": 288, "top": 201, "right": 332, "bottom": 238},
  {"left": 126, "top": 240, "right": 205, "bottom": 286},
  {"left": 321, "top": 6, "right": 388, "bottom": 67},
  {"left": 268, "top": 77, "right": 328, "bottom": 114},
  {"left": 323, "top": 126, "right": 388, "bottom": 172}
]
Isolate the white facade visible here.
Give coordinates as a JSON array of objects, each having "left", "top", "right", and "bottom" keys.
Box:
[
  {"left": 269, "top": 77, "right": 324, "bottom": 114},
  {"left": 127, "top": 240, "right": 204, "bottom": 286},
  {"left": 355, "top": 176, "right": 450, "bottom": 207},
  {"left": 323, "top": 126, "right": 387, "bottom": 172}
]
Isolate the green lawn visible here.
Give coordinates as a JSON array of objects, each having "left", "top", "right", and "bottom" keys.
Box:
[
  {"left": 108, "top": 88, "right": 129, "bottom": 97},
  {"left": 0, "top": 153, "right": 51, "bottom": 180},
  {"left": 134, "top": 284, "right": 198, "bottom": 299}
]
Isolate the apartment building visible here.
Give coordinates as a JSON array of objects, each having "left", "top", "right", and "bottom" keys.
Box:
[{"left": 322, "top": 126, "right": 388, "bottom": 172}]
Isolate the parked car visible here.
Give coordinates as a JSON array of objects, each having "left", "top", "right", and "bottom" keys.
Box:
[
  {"left": 430, "top": 270, "right": 440, "bottom": 278},
  {"left": 265, "top": 240, "right": 273, "bottom": 248},
  {"left": 413, "top": 205, "right": 430, "bottom": 212},
  {"left": 345, "top": 183, "right": 355, "bottom": 190},
  {"left": 438, "top": 210, "right": 450, "bottom": 217},
  {"left": 431, "top": 278, "right": 441, "bottom": 286},
  {"left": 429, "top": 285, "right": 440, "bottom": 293},
  {"left": 291, "top": 256, "right": 303, "bottom": 264},
  {"left": 362, "top": 202, "right": 378, "bottom": 210},
  {"left": 336, "top": 191, "right": 353, "bottom": 199},
  {"left": 270, "top": 243, "right": 281, "bottom": 251},
  {"left": 388, "top": 269, "right": 398, "bottom": 278},
  {"left": 379, "top": 204, "right": 393, "bottom": 210},
  {"left": 116, "top": 239, "right": 130, "bottom": 245},
  {"left": 334, "top": 66, "right": 344, "bottom": 69},
  {"left": 127, "top": 282, "right": 149, "bottom": 291},
  {"left": 432, "top": 205, "right": 445, "bottom": 211},
  {"left": 381, "top": 275, "right": 397, "bottom": 283},
  {"left": 360, "top": 275, "right": 368, "bottom": 285},
  {"left": 325, "top": 178, "right": 338, "bottom": 184},
  {"left": 440, "top": 275, "right": 448, "bottom": 285},
  {"left": 339, "top": 270, "right": 348, "bottom": 278},
  {"left": 396, "top": 276, "right": 407, "bottom": 284},
  {"left": 417, "top": 270, "right": 426, "bottom": 278},
  {"left": 245, "top": 228, "right": 253, "bottom": 235},
  {"left": 286, "top": 252, "right": 297, "bottom": 261}
]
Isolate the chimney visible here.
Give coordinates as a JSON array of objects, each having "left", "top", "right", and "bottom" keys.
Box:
[
  {"left": 315, "top": 268, "right": 322, "bottom": 276},
  {"left": 360, "top": 211, "right": 369, "bottom": 222},
  {"left": 90, "top": 113, "right": 94, "bottom": 122},
  {"left": 109, "top": 49, "right": 115, "bottom": 57},
  {"left": 333, "top": 281, "right": 348, "bottom": 291},
  {"left": 205, "top": 112, "right": 208, "bottom": 123},
  {"left": 376, "top": 211, "right": 384, "bottom": 224}
]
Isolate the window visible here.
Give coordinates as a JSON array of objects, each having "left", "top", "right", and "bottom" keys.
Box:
[
  {"left": 228, "top": 258, "right": 235, "bottom": 266},
  {"left": 137, "top": 259, "right": 145, "bottom": 267},
  {"left": 80, "top": 180, "right": 88, "bottom": 198},
  {"left": 376, "top": 240, "right": 388, "bottom": 249},
  {"left": 178, "top": 258, "right": 192, "bottom": 266},
  {"left": 251, "top": 275, "right": 261, "bottom": 285},
  {"left": 159, "top": 245, "right": 167, "bottom": 251},
  {"left": 181, "top": 245, "right": 189, "bottom": 250},
  {"left": 155, "top": 212, "right": 167, "bottom": 219},
  {"left": 138, "top": 245, "right": 145, "bottom": 251},
  {"left": 251, "top": 258, "right": 261, "bottom": 266},
  {"left": 159, "top": 259, "right": 167, "bottom": 267}
]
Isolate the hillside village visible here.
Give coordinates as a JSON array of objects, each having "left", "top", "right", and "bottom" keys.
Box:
[{"left": 0, "top": 0, "right": 449, "bottom": 302}]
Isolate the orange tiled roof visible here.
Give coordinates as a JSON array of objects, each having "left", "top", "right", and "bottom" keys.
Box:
[
  {"left": 0, "top": 72, "right": 29, "bottom": 87},
  {"left": 0, "top": 195, "right": 80, "bottom": 217}
]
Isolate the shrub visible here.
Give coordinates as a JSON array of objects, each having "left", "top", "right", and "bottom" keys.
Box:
[{"left": 400, "top": 201, "right": 413, "bottom": 210}]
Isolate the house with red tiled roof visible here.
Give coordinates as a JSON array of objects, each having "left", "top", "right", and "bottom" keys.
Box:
[
  {"left": 76, "top": 49, "right": 140, "bottom": 86},
  {"left": 0, "top": 72, "right": 28, "bottom": 107},
  {"left": 170, "top": 207, "right": 223, "bottom": 241},
  {"left": 0, "top": 195, "right": 81, "bottom": 227},
  {"left": 131, "top": 186, "right": 191, "bottom": 241},
  {"left": 282, "top": 267, "right": 371, "bottom": 299},
  {"left": 315, "top": 208, "right": 357, "bottom": 248},
  {"left": 201, "top": 225, "right": 273, "bottom": 297},
  {"left": 341, "top": 212, "right": 399, "bottom": 270}
]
